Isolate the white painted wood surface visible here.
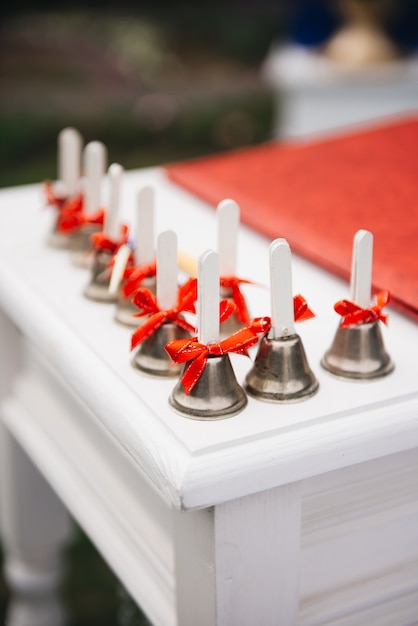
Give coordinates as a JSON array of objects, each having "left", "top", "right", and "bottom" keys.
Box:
[
  {"left": 269, "top": 238, "right": 296, "bottom": 338},
  {"left": 0, "top": 169, "right": 418, "bottom": 508},
  {"left": 135, "top": 186, "right": 155, "bottom": 266},
  {"left": 174, "top": 484, "right": 302, "bottom": 626},
  {"left": 0, "top": 308, "right": 73, "bottom": 600},
  {"left": 109, "top": 244, "right": 132, "bottom": 295},
  {"left": 57, "top": 127, "right": 82, "bottom": 196},
  {"left": 0, "top": 171, "right": 417, "bottom": 625},
  {"left": 104, "top": 163, "right": 123, "bottom": 239},
  {"left": 217, "top": 198, "right": 239, "bottom": 276},
  {"left": 198, "top": 250, "right": 220, "bottom": 344},
  {"left": 174, "top": 506, "right": 216, "bottom": 626},
  {"left": 350, "top": 229, "right": 373, "bottom": 307},
  {"left": 0, "top": 422, "right": 72, "bottom": 595},
  {"left": 83, "top": 141, "right": 107, "bottom": 216},
  {"left": 0, "top": 171, "right": 417, "bottom": 509},
  {"left": 1, "top": 337, "right": 175, "bottom": 626},
  {"left": 215, "top": 484, "right": 302, "bottom": 626},
  {"left": 156, "top": 230, "right": 178, "bottom": 310}
]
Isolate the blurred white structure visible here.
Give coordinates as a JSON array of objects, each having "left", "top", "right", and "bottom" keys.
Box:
[{"left": 262, "top": 44, "right": 418, "bottom": 138}]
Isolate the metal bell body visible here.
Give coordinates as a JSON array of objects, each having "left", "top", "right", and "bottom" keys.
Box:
[
  {"left": 219, "top": 311, "right": 244, "bottom": 338},
  {"left": 115, "top": 295, "right": 140, "bottom": 327},
  {"left": 169, "top": 354, "right": 247, "bottom": 420},
  {"left": 47, "top": 225, "right": 89, "bottom": 251},
  {"left": 47, "top": 214, "right": 99, "bottom": 253},
  {"left": 84, "top": 250, "right": 116, "bottom": 303},
  {"left": 132, "top": 321, "right": 191, "bottom": 377},
  {"left": 47, "top": 228, "right": 73, "bottom": 249},
  {"left": 71, "top": 226, "right": 99, "bottom": 268},
  {"left": 219, "top": 286, "right": 245, "bottom": 338},
  {"left": 245, "top": 332, "right": 319, "bottom": 402},
  {"left": 321, "top": 320, "right": 394, "bottom": 379},
  {"left": 115, "top": 277, "right": 156, "bottom": 328}
]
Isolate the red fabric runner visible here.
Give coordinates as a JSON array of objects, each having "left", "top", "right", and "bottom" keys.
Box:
[{"left": 166, "top": 116, "right": 418, "bottom": 321}]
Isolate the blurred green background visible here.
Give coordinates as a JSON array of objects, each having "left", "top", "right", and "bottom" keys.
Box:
[
  {"left": 0, "top": 2, "right": 281, "bottom": 624},
  {"left": 0, "top": 2, "right": 282, "bottom": 188}
]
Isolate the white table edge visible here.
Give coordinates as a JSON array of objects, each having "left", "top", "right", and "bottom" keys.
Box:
[{"left": 1, "top": 178, "right": 418, "bottom": 512}]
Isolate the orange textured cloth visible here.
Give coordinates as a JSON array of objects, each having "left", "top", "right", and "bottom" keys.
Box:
[{"left": 166, "top": 116, "right": 418, "bottom": 321}]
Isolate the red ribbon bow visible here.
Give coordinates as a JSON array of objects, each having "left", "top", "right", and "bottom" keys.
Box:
[
  {"left": 220, "top": 276, "right": 253, "bottom": 324},
  {"left": 56, "top": 195, "right": 105, "bottom": 234},
  {"left": 334, "top": 290, "right": 390, "bottom": 328},
  {"left": 90, "top": 225, "right": 129, "bottom": 255},
  {"left": 249, "top": 294, "right": 315, "bottom": 334},
  {"left": 122, "top": 261, "right": 157, "bottom": 299},
  {"left": 130, "top": 278, "right": 198, "bottom": 350},
  {"left": 43, "top": 181, "right": 67, "bottom": 209},
  {"left": 166, "top": 325, "right": 259, "bottom": 395}
]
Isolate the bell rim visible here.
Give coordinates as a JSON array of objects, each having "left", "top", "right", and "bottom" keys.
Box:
[
  {"left": 131, "top": 321, "right": 191, "bottom": 377},
  {"left": 168, "top": 391, "right": 247, "bottom": 420},
  {"left": 244, "top": 378, "right": 319, "bottom": 403},
  {"left": 84, "top": 283, "right": 117, "bottom": 303},
  {"left": 320, "top": 355, "right": 395, "bottom": 380},
  {"left": 114, "top": 311, "right": 142, "bottom": 327},
  {"left": 131, "top": 355, "right": 182, "bottom": 377},
  {"left": 168, "top": 354, "right": 248, "bottom": 419},
  {"left": 114, "top": 300, "right": 143, "bottom": 327},
  {"left": 243, "top": 332, "right": 319, "bottom": 403}
]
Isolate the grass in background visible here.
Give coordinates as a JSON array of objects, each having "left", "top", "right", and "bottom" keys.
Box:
[{"left": 0, "top": 6, "right": 280, "bottom": 187}]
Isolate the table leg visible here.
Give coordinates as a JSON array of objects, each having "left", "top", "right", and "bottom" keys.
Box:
[
  {"left": 0, "top": 423, "right": 73, "bottom": 598},
  {"left": 174, "top": 482, "right": 302, "bottom": 626},
  {"left": 0, "top": 307, "right": 72, "bottom": 600}
]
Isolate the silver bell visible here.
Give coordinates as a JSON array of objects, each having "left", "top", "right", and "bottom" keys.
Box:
[
  {"left": 169, "top": 354, "right": 247, "bottom": 419},
  {"left": 46, "top": 225, "right": 72, "bottom": 249},
  {"left": 322, "top": 230, "right": 394, "bottom": 380},
  {"left": 169, "top": 250, "right": 247, "bottom": 420},
  {"left": 115, "top": 294, "right": 140, "bottom": 327},
  {"left": 115, "top": 277, "right": 156, "bottom": 327},
  {"left": 245, "top": 332, "right": 319, "bottom": 402},
  {"left": 245, "top": 238, "right": 318, "bottom": 403},
  {"left": 47, "top": 221, "right": 95, "bottom": 252},
  {"left": 321, "top": 320, "right": 394, "bottom": 379},
  {"left": 132, "top": 321, "right": 191, "bottom": 377},
  {"left": 84, "top": 250, "right": 116, "bottom": 302}
]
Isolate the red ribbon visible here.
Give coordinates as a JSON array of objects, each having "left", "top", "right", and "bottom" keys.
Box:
[
  {"left": 249, "top": 294, "right": 315, "bottom": 335},
  {"left": 43, "top": 181, "right": 67, "bottom": 209},
  {"left": 90, "top": 225, "right": 129, "bottom": 255},
  {"left": 166, "top": 326, "right": 259, "bottom": 395},
  {"left": 122, "top": 261, "right": 157, "bottom": 298},
  {"left": 293, "top": 294, "right": 316, "bottom": 322},
  {"left": 334, "top": 290, "right": 390, "bottom": 328},
  {"left": 56, "top": 195, "right": 83, "bottom": 231},
  {"left": 57, "top": 195, "right": 104, "bottom": 234},
  {"left": 130, "top": 278, "right": 198, "bottom": 350},
  {"left": 44, "top": 181, "right": 105, "bottom": 234},
  {"left": 220, "top": 276, "right": 252, "bottom": 324}
]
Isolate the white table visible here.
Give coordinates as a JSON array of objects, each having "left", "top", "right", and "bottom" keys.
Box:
[{"left": 0, "top": 169, "right": 417, "bottom": 626}]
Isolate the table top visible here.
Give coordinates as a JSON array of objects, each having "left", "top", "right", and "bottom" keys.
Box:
[{"left": 0, "top": 168, "right": 417, "bottom": 510}]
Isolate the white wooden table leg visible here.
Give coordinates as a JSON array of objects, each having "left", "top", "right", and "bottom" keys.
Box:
[
  {"left": 5, "top": 589, "right": 66, "bottom": 626},
  {"left": 174, "top": 482, "right": 302, "bottom": 626},
  {"left": 0, "top": 308, "right": 72, "bottom": 607},
  {"left": 0, "top": 423, "right": 73, "bottom": 596},
  {"left": 174, "top": 506, "right": 217, "bottom": 626}
]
